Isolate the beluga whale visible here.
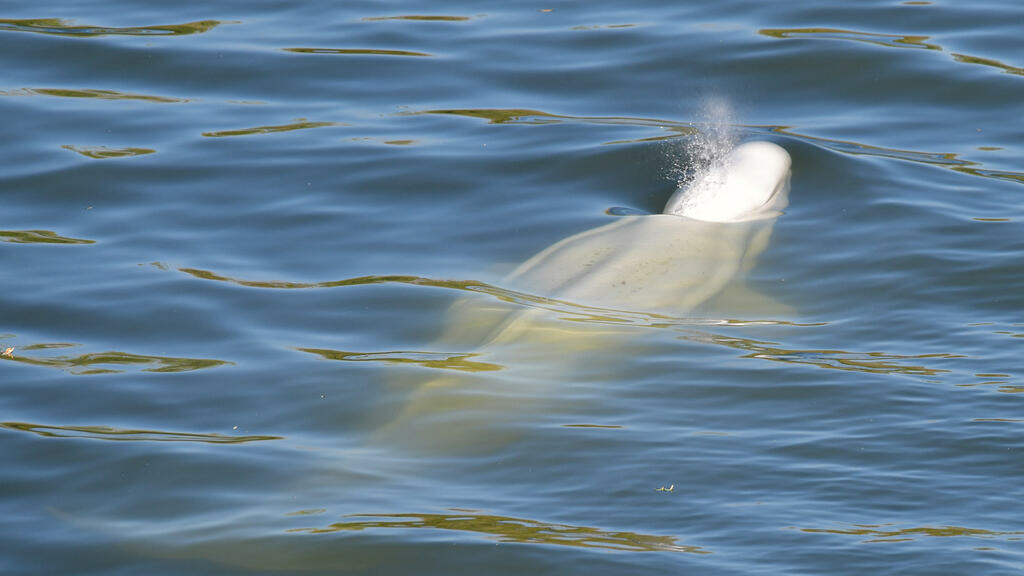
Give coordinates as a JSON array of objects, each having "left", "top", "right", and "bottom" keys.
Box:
[
  {"left": 377, "top": 140, "right": 793, "bottom": 452},
  {"left": 504, "top": 140, "right": 791, "bottom": 314},
  {"left": 434, "top": 140, "right": 793, "bottom": 348}
]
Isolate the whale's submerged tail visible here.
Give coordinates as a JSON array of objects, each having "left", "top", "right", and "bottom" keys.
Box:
[{"left": 663, "top": 141, "right": 791, "bottom": 223}]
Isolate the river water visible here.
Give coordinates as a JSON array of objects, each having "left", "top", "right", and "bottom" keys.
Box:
[{"left": 2, "top": 1, "right": 1023, "bottom": 574}]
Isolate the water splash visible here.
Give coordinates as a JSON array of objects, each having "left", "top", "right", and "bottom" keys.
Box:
[{"left": 667, "top": 98, "right": 740, "bottom": 189}]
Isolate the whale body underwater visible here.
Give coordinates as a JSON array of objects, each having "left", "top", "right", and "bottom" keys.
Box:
[
  {"left": 439, "top": 140, "right": 793, "bottom": 347},
  {"left": 506, "top": 140, "right": 791, "bottom": 313},
  {"left": 379, "top": 140, "right": 793, "bottom": 451}
]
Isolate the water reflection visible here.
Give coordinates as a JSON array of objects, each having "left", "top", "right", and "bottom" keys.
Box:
[
  {"left": 176, "top": 267, "right": 984, "bottom": 382},
  {"left": 202, "top": 120, "right": 340, "bottom": 138},
  {"left": 176, "top": 266, "right": 795, "bottom": 329},
  {"left": 176, "top": 266, "right": 1011, "bottom": 385},
  {"left": 424, "top": 108, "right": 565, "bottom": 124},
  {"left": 283, "top": 48, "right": 432, "bottom": 57},
  {"left": 362, "top": 15, "right": 473, "bottom": 22},
  {"left": 570, "top": 24, "right": 638, "bottom": 31},
  {"left": 951, "top": 165, "right": 1024, "bottom": 185},
  {"left": 288, "top": 511, "right": 706, "bottom": 553},
  {"left": 415, "top": 108, "right": 697, "bottom": 142},
  {"left": 762, "top": 126, "right": 1024, "bottom": 187},
  {"left": 0, "top": 230, "right": 95, "bottom": 244},
  {"left": 174, "top": 267, "right": 1004, "bottom": 388},
  {"left": 694, "top": 332, "right": 962, "bottom": 377},
  {"left": 760, "top": 28, "right": 940, "bottom": 50},
  {"left": 760, "top": 27, "right": 1023, "bottom": 76},
  {"left": 412, "top": 107, "right": 1023, "bottom": 184},
  {"left": 62, "top": 145, "right": 156, "bottom": 159},
  {"left": 2, "top": 88, "right": 188, "bottom": 103},
  {"left": 5, "top": 343, "right": 231, "bottom": 374},
  {"left": 971, "top": 418, "right": 1024, "bottom": 423},
  {"left": 297, "top": 348, "right": 502, "bottom": 372},
  {"left": 798, "top": 522, "right": 1024, "bottom": 543},
  {"left": 950, "top": 53, "right": 1024, "bottom": 76},
  {"left": 1, "top": 421, "right": 281, "bottom": 443},
  {"left": 0, "top": 18, "right": 220, "bottom": 37}
]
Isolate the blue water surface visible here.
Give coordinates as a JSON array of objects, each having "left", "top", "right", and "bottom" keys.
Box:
[{"left": 2, "top": 1, "right": 1023, "bottom": 574}]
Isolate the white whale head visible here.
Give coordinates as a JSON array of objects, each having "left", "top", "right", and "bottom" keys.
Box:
[{"left": 663, "top": 141, "right": 791, "bottom": 223}]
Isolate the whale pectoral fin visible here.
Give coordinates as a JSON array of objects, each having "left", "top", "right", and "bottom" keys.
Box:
[
  {"left": 436, "top": 296, "right": 521, "bottom": 348},
  {"left": 703, "top": 281, "right": 795, "bottom": 319}
]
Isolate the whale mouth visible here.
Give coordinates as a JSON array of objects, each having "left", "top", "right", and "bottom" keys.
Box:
[
  {"left": 662, "top": 141, "right": 792, "bottom": 223},
  {"left": 754, "top": 170, "right": 792, "bottom": 217}
]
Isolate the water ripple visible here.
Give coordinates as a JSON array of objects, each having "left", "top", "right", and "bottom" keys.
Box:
[
  {"left": 361, "top": 15, "right": 473, "bottom": 22},
  {"left": 4, "top": 88, "right": 190, "bottom": 103},
  {"left": 4, "top": 342, "right": 231, "bottom": 374},
  {"left": 62, "top": 145, "right": 155, "bottom": 159},
  {"left": 0, "top": 18, "right": 220, "bottom": 37},
  {"left": 287, "top": 511, "right": 705, "bottom": 553},
  {"left": 283, "top": 48, "right": 433, "bottom": 57},
  {"left": 172, "top": 268, "right": 990, "bottom": 383},
  {"left": 702, "top": 332, "right": 963, "bottom": 377},
  {"left": 950, "top": 52, "right": 1024, "bottom": 76},
  {"left": 176, "top": 265, "right": 982, "bottom": 395},
  {"left": 0, "top": 229, "right": 95, "bottom": 244},
  {"left": 760, "top": 27, "right": 1023, "bottom": 77},
  {"left": 412, "top": 108, "right": 1022, "bottom": 184},
  {"left": 412, "top": 108, "right": 697, "bottom": 140},
  {"left": 176, "top": 267, "right": 801, "bottom": 329},
  {"left": 762, "top": 126, "right": 1024, "bottom": 186},
  {"left": 797, "top": 522, "right": 1024, "bottom": 543},
  {"left": 760, "top": 27, "right": 940, "bottom": 50},
  {"left": 410, "top": 108, "right": 698, "bottom": 145},
  {"left": 201, "top": 120, "right": 340, "bottom": 138},
  {"left": 1, "top": 421, "right": 281, "bottom": 443},
  {"left": 297, "top": 348, "right": 503, "bottom": 372}
]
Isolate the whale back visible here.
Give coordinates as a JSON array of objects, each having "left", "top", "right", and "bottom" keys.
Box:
[
  {"left": 503, "top": 214, "right": 758, "bottom": 315},
  {"left": 497, "top": 141, "right": 792, "bottom": 315},
  {"left": 663, "top": 141, "right": 791, "bottom": 223}
]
